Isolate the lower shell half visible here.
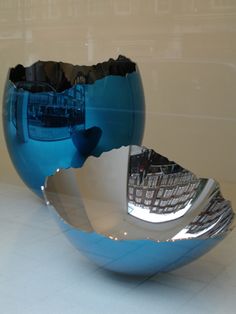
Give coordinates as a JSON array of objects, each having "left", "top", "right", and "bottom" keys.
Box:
[{"left": 44, "top": 145, "right": 234, "bottom": 276}]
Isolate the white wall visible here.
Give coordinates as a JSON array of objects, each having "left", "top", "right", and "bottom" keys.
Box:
[{"left": 0, "top": 0, "right": 235, "bottom": 204}]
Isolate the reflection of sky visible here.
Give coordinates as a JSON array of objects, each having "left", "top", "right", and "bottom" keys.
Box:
[{"left": 128, "top": 200, "right": 192, "bottom": 223}]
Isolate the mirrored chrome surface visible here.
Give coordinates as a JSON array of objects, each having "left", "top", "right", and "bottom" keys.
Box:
[
  {"left": 3, "top": 56, "right": 145, "bottom": 196},
  {"left": 1, "top": 1, "right": 236, "bottom": 276},
  {"left": 43, "top": 145, "right": 234, "bottom": 275}
]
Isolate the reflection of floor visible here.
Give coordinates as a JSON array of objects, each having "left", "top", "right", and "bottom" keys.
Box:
[{"left": 0, "top": 182, "right": 236, "bottom": 314}]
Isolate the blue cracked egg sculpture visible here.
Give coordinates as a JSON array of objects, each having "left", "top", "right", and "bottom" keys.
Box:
[
  {"left": 3, "top": 56, "right": 234, "bottom": 276},
  {"left": 3, "top": 56, "right": 144, "bottom": 197}
]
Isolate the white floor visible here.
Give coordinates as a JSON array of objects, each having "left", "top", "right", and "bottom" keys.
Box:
[{"left": 0, "top": 182, "right": 236, "bottom": 314}]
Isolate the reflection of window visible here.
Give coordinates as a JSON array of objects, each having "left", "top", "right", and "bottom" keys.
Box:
[
  {"left": 212, "top": 0, "right": 236, "bottom": 8},
  {"left": 154, "top": 0, "right": 170, "bottom": 13},
  {"left": 135, "top": 197, "right": 142, "bottom": 203},
  {"left": 136, "top": 189, "right": 143, "bottom": 197},
  {"left": 129, "top": 187, "right": 134, "bottom": 194},
  {"left": 181, "top": 0, "right": 195, "bottom": 12},
  {"left": 67, "top": 0, "right": 80, "bottom": 17},
  {"left": 0, "top": 0, "right": 15, "bottom": 9},
  {"left": 21, "top": 0, "right": 35, "bottom": 21},
  {"left": 47, "top": 0, "right": 60, "bottom": 19},
  {"left": 146, "top": 190, "right": 154, "bottom": 199},
  {"left": 88, "top": 0, "right": 109, "bottom": 15},
  {"left": 113, "top": 0, "right": 132, "bottom": 15},
  {"left": 144, "top": 200, "right": 152, "bottom": 206},
  {"left": 12, "top": 83, "right": 85, "bottom": 142}
]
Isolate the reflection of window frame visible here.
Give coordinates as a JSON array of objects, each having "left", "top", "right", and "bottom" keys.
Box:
[
  {"left": 46, "top": 0, "right": 61, "bottom": 19},
  {"left": 67, "top": 0, "right": 80, "bottom": 17},
  {"left": 154, "top": 0, "right": 171, "bottom": 14},
  {"left": 21, "top": 0, "right": 35, "bottom": 21},
  {"left": 12, "top": 84, "right": 85, "bottom": 142},
  {"left": 211, "top": 0, "right": 236, "bottom": 8},
  {"left": 181, "top": 0, "right": 195, "bottom": 13},
  {"left": 0, "top": 0, "right": 15, "bottom": 9},
  {"left": 88, "top": 0, "right": 107, "bottom": 15},
  {"left": 113, "top": 0, "right": 132, "bottom": 15}
]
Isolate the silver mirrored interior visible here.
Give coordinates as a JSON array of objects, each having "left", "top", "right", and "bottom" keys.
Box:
[{"left": 44, "top": 145, "right": 234, "bottom": 243}]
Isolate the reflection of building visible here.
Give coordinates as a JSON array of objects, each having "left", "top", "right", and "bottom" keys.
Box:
[
  {"left": 128, "top": 148, "right": 202, "bottom": 215},
  {"left": 11, "top": 84, "right": 85, "bottom": 141},
  {"left": 173, "top": 192, "right": 234, "bottom": 239},
  {"left": 27, "top": 84, "right": 84, "bottom": 128},
  {"left": 128, "top": 147, "right": 234, "bottom": 237},
  {"left": 129, "top": 148, "right": 183, "bottom": 175},
  {"left": 187, "top": 193, "right": 233, "bottom": 237}
]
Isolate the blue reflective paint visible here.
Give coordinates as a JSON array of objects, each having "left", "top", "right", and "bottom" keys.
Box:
[
  {"left": 3, "top": 60, "right": 232, "bottom": 276},
  {"left": 50, "top": 207, "right": 221, "bottom": 276},
  {"left": 3, "top": 70, "right": 145, "bottom": 197}
]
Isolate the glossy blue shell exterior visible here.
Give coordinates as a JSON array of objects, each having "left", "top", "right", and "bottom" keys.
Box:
[{"left": 3, "top": 70, "right": 145, "bottom": 197}]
